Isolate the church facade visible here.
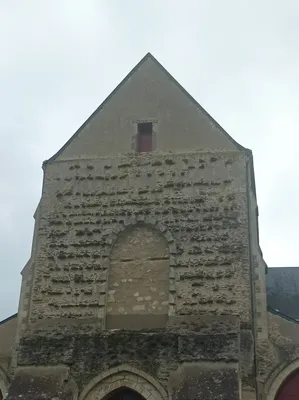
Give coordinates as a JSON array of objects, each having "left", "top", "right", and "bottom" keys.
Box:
[{"left": 1, "top": 54, "right": 299, "bottom": 400}]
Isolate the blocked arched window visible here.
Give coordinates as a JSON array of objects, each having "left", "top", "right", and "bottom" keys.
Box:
[
  {"left": 275, "top": 369, "right": 299, "bottom": 399},
  {"left": 106, "top": 225, "right": 170, "bottom": 330}
]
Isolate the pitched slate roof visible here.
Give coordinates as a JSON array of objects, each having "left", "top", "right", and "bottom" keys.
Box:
[{"left": 267, "top": 267, "right": 299, "bottom": 321}]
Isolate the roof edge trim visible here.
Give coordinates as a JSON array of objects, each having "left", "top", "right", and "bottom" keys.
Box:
[
  {"left": 268, "top": 306, "right": 299, "bottom": 324},
  {"left": 0, "top": 313, "right": 17, "bottom": 326}
]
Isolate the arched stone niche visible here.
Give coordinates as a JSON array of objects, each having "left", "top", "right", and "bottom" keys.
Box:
[
  {"left": 106, "top": 224, "right": 170, "bottom": 330},
  {"left": 266, "top": 358, "right": 299, "bottom": 400},
  {"left": 79, "top": 365, "right": 167, "bottom": 400}
]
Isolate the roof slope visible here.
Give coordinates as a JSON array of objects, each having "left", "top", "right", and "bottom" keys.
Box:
[
  {"left": 46, "top": 52, "right": 246, "bottom": 163},
  {"left": 267, "top": 267, "right": 299, "bottom": 321}
]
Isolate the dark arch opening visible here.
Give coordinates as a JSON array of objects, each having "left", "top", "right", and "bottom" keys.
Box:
[
  {"left": 0, "top": 389, "right": 2, "bottom": 400},
  {"left": 275, "top": 368, "right": 299, "bottom": 399},
  {"left": 105, "top": 388, "right": 146, "bottom": 400}
]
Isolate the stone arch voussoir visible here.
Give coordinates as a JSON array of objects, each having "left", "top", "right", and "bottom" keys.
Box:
[
  {"left": 105, "top": 216, "right": 177, "bottom": 258},
  {"left": 79, "top": 365, "right": 168, "bottom": 400},
  {"left": 265, "top": 358, "right": 299, "bottom": 400}
]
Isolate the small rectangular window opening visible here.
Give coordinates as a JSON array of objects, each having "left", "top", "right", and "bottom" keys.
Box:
[{"left": 137, "top": 122, "right": 153, "bottom": 152}]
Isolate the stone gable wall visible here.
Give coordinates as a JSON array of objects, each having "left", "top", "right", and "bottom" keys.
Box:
[
  {"left": 29, "top": 150, "right": 251, "bottom": 327},
  {"left": 54, "top": 58, "right": 237, "bottom": 160}
]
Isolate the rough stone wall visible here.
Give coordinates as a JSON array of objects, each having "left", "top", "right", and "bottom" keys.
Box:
[
  {"left": 15, "top": 203, "right": 42, "bottom": 340},
  {"left": 28, "top": 150, "right": 252, "bottom": 327},
  {"left": 106, "top": 225, "right": 169, "bottom": 329},
  {"left": 246, "top": 165, "right": 268, "bottom": 343},
  {"left": 5, "top": 365, "right": 77, "bottom": 400},
  {"left": 170, "top": 362, "right": 240, "bottom": 400},
  {"left": 15, "top": 317, "right": 244, "bottom": 399}
]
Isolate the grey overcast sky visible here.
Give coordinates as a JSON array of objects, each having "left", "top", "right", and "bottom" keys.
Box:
[{"left": 1, "top": 0, "right": 299, "bottom": 320}]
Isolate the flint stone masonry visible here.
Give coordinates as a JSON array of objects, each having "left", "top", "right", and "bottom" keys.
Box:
[{"left": 29, "top": 150, "right": 251, "bottom": 327}]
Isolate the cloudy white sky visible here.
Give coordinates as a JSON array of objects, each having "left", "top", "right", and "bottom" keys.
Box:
[{"left": 1, "top": 0, "right": 299, "bottom": 320}]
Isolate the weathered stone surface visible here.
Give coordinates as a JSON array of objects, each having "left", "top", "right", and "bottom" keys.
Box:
[
  {"left": 29, "top": 152, "right": 251, "bottom": 327},
  {"left": 12, "top": 149, "right": 260, "bottom": 397},
  {"left": 5, "top": 366, "right": 76, "bottom": 400},
  {"left": 17, "top": 321, "right": 242, "bottom": 393},
  {"left": 170, "top": 363, "right": 240, "bottom": 400}
]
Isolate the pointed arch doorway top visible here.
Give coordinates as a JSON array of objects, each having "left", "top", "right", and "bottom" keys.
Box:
[
  {"left": 105, "top": 388, "right": 146, "bottom": 400},
  {"left": 79, "top": 365, "right": 167, "bottom": 400}
]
